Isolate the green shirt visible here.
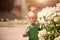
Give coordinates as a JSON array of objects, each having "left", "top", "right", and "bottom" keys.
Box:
[{"left": 25, "top": 23, "right": 43, "bottom": 40}]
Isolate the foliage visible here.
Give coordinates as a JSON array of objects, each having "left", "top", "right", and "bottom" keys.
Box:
[
  {"left": 37, "top": 3, "right": 60, "bottom": 40},
  {"left": 44, "top": 15, "right": 60, "bottom": 40}
]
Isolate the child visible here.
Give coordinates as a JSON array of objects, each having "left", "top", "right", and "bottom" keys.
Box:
[{"left": 23, "top": 11, "right": 43, "bottom": 40}]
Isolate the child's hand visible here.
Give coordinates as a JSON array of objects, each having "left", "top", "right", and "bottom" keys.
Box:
[{"left": 23, "top": 34, "right": 27, "bottom": 37}]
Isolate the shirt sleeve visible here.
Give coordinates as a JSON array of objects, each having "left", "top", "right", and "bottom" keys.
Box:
[{"left": 25, "top": 26, "right": 31, "bottom": 37}]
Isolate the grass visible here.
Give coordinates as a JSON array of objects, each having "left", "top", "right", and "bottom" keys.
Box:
[{"left": 0, "top": 19, "right": 28, "bottom": 25}]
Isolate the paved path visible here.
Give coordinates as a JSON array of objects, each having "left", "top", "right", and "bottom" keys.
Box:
[{"left": 0, "top": 25, "right": 28, "bottom": 40}]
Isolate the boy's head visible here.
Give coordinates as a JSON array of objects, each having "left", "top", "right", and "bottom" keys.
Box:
[{"left": 27, "top": 12, "right": 37, "bottom": 24}]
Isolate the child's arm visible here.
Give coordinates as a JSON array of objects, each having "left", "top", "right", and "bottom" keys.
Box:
[
  {"left": 23, "top": 34, "right": 27, "bottom": 37},
  {"left": 23, "top": 26, "right": 31, "bottom": 37}
]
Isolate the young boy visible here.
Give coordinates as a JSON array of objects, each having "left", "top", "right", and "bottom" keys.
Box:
[{"left": 23, "top": 12, "right": 43, "bottom": 40}]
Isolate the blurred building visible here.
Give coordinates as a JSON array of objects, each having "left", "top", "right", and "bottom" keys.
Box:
[
  {"left": 0, "top": 0, "right": 60, "bottom": 20},
  {"left": 13, "top": 0, "right": 28, "bottom": 19}
]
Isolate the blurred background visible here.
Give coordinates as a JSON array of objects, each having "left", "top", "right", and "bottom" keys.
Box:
[
  {"left": 12, "top": 0, "right": 60, "bottom": 19},
  {"left": 0, "top": 0, "right": 60, "bottom": 24},
  {"left": 0, "top": 0, "right": 60, "bottom": 40},
  {"left": 13, "top": 0, "right": 60, "bottom": 19},
  {"left": 0, "top": 0, "right": 60, "bottom": 20}
]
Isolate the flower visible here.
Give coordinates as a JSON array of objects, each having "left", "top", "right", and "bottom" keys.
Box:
[
  {"left": 54, "top": 17, "right": 58, "bottom": 22},
  {"left": 37, "top": 3, "right": 60, "bottom": 40},
  {"left": 45, "top": 17, "right": 50, "bottom": 21}
]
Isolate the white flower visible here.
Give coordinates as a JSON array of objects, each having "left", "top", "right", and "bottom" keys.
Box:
[
  {"left": 47, "top": 32, "right": 50, "bottom": 35},
  {"left": 48, "top": 21, "right": 50, "bottom": 24},
  {"left": 37, "top": 3, "right": 60, "bottom": 25},
  {"left": 54, "top": 17, "right": 58, "bottom": 22},
  {"left": 57, "top": 12, "right": 60, "bottom": 15},
  {"left": 54, "top": 36, "right": 60, "bottom": 40},
  {"left": 38, "top": 17, "right": 45, "bottom": 23},
  {"left": 56, "top": 3, "right": 60, "bottom": 8}
]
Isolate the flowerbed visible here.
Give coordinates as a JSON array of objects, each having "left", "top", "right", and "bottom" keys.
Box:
[{"left": 38, "top": 3, "right": 60, "bottom": 40}]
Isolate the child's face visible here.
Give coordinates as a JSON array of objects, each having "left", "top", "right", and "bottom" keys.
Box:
[{"left": 29, "top": 15, "right": 37, "bottom": 24}]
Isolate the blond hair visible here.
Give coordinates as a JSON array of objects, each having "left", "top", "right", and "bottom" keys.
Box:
[{"left": 26, "top": 11, "right": 37, "bottom": 19}]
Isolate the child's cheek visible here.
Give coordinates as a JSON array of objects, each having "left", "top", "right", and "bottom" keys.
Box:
[
  {"left": 32, "top": 20, "right": 36, "bottom": 23},
  {"left": 34, "top": 19, "right": 37, "bottom": 22},
  {"left": 30, "top": 19, "right": 34, "bottom": 23}
]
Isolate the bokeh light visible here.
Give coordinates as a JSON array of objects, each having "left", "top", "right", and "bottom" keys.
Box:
[{"left": 39, "top": 0, "right": 45, "bottom": 3}]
